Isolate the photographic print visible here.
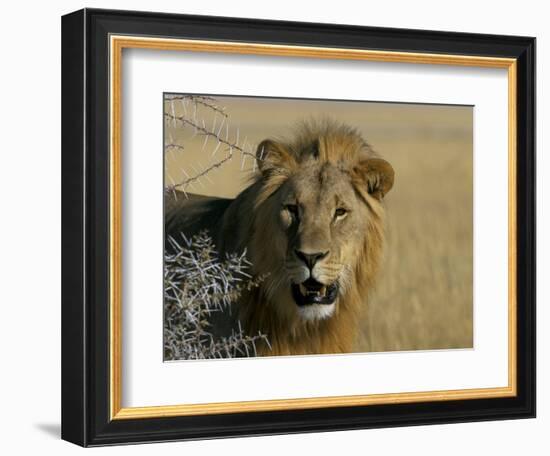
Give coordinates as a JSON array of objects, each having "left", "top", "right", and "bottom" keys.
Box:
[
  {"left": 163, "top": 94, "right": 473, "bottom": 360},
  {"left": 62, "top": 10, "right": 535, "bottom": 445}
]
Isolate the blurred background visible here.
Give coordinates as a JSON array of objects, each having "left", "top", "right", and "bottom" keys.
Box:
[{"left": 165, "top": 94, "right": 473, "bottom": 352}]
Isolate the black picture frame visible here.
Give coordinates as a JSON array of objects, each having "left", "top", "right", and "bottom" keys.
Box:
[{"left": 62, "top": 7, "right": 536, "bottom": 447}]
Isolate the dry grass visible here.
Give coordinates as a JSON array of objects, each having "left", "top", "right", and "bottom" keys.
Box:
[
  {"left": 358, "top": 136, "right": 473, "bottom": 352},
  {"left": 165, "top": 95, "right": 473, "bottom": 353}
]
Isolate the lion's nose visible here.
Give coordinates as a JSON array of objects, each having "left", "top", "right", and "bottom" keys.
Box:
[{"left": 294, "top": 249, "right": 329, "bottom": 269}]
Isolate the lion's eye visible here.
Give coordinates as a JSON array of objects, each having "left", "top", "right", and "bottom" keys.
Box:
[
  {"left": 285, "top": 204, "right": 299, "bottom": 216},
  {"left": 334, "top": 208, "right": 347, "bottom": 218}
]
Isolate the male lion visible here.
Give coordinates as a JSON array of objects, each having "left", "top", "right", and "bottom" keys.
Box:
[{"left": 166, "top": 119, "right": 394, "bottom": 356}]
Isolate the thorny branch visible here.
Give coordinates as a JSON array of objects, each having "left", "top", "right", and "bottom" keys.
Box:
[
  {"left": 164, "top": 231, "right": 269, "bottom": 360},
  {"left": 164, "top": 95, "right": 261, "bottom": 195},
  {"left": 164, "top": 94, "right": 229, "bottom": 118},
  {"left": 163, "top": 95, "right": 270, "bottom": 360}
]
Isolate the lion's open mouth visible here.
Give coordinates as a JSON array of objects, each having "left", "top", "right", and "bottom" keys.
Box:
[{"left": 291, "top": 278, "right": 339, "bottom": 306}]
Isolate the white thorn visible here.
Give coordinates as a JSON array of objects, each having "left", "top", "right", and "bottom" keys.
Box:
[
  {"left": 217, "top": 116, "right": 225, "bottom": 137},
  {"left": 240, "top": 153, "right": 246, "bottom": 170},
  {"left": 211, "top": 141, "right": 221, "bottom": 157},
  {"left": 201, "top": 133, "right": 209, "bottom": 151}
]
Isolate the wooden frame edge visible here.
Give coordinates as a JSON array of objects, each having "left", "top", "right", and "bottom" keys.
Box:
[
  {"left": 110, "top": 35, "right": 123, "bottom": 420},
  {"left": 109, "top": 35, "right": 518, "bottom": 420},
  {"left": 112, "top": 386, "right": 516, "bottom": 420},
  {"left": 508, "top": 61, "right": 518, "bottom": 396}
]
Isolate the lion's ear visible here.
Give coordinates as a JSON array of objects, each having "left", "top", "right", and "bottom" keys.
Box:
[
  {"left": 256, "top": 139, "right": 296, "bottom": 176},
  {"left": 354, "top": 158, "right": 395, "bottom": 200}
]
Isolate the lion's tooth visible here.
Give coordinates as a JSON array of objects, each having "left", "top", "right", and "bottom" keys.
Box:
[
  {"left": 299, "top": 284, "right": 307, "bottom": 295},
  {"left": 320, "top": 286, "right": 327, "bottom": 296}
]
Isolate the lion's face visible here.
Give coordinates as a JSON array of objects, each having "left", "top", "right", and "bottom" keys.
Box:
[
  {"left": 247, "top": 124, "right": 394, "bottom": 326},
  {"left": 252, "top": 150, "right": 393, "bottom": 323},
  {"left": 277, "top": 160, "right": 371, "bottom": 320}
]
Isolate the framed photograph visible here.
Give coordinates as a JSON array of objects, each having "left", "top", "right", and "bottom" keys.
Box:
[{"left": 61, "top": 8, "right": 536, "bottom": 447}]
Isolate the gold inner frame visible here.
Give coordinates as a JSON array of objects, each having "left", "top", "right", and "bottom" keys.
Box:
[{"left": 109, "top": 35, "right": 518, "bottom": 420}]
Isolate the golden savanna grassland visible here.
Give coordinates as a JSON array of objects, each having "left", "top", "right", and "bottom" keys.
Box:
[{"left": 165, "top": 95, "right": 473, "bottom": 352}]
